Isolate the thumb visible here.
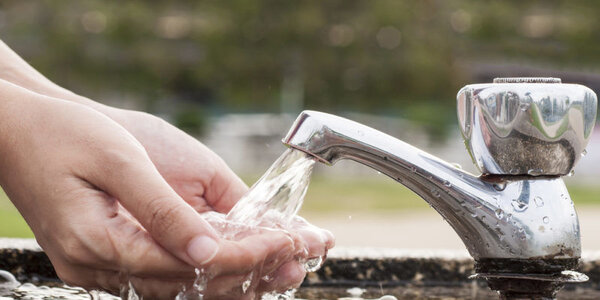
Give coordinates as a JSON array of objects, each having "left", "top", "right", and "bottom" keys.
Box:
[{"left": 89, "top": 151, "right": 221, "bottom": 268}]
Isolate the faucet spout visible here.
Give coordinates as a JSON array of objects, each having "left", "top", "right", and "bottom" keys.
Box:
[{"left": 283, "top": 110, "right": 581, "bottom": 262}]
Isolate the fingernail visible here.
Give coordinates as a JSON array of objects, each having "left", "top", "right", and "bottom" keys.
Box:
[{"left": 187, "top": 236, "right": 219, "bottom": 266}]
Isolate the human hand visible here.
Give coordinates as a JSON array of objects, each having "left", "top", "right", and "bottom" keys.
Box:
[
  {"left": 0, "top": 40, "right": 335, "bottom": 296},
  {"left": 0, "top": 80, "right": 301, "bottom": 299},
  {"left": 102, "top": 107, "right": 335, "bottom": 294}
]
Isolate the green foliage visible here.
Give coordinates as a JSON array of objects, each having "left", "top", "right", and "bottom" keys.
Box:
[
  {"left": 0, "top": 0, "right": 599, "bottom": 137},
  {"left": 174, "top": 106, "right": 207, "bottom": 136}
]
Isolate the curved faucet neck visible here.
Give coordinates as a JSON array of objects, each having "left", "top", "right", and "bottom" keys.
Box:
[{"left": 283, "top": 111, "right": 581, "bottom": 260}]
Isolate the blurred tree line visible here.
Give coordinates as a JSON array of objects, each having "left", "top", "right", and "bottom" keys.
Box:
[{"left": 0, "top": 0, "right": 599, "bottom": 139}]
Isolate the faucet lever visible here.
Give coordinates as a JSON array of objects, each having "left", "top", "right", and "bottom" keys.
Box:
[{"left": 458, "top": 77, "right": 597, "bottom": 176}]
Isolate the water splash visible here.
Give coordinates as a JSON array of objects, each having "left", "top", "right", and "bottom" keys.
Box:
[
  {"left": 194, "top": 149, "right": 321, "bottom": 298},
  {"left": 226, "top": 148, "right": 316, "bottom": 228}
]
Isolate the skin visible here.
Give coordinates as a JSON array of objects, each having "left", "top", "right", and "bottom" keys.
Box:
[{"left": 0, "top": 41, "right": 334, "bottom": 299}]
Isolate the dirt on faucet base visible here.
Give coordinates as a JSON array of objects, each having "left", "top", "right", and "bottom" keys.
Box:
[{"left": 475, "top": 258, "right": 581, "bottom": 299}]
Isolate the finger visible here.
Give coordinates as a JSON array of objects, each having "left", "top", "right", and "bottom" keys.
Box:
[
  {"left": 85, "top": 147, "right": 223, "bottom": 269},
  {"left": 202, "top": 155, "right": 248, "bottom": 213},
  {"left": 208, "top": 229, "right": 296, "bottom": 276},
  {"left": 57, "top": 185, "right": 197, "bottom": 278},
  {"left": 258, "top": 261, "right": 306, "bottom": 294},
  {"left": 291, "top": 216, "right": 336, "bottom": 257}
]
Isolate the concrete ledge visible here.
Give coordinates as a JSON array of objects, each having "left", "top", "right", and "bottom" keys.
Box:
[{"left": 2, "top": 238, "right": 600, "bottom": 293}]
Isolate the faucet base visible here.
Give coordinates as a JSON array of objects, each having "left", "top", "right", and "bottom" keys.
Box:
[{"left": 473, "top": 258, "right": 585, "bottom": 299}]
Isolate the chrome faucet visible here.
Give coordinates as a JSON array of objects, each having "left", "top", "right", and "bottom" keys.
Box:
[{"left": 283, "top": 78, "right": 597, "bottom": 298}]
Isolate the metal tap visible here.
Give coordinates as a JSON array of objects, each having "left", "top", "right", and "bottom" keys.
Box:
[{"left": 283, "top": 78, "right": 597, "bottom": 298}]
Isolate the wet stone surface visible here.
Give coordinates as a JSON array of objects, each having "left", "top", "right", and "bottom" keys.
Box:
[{"left": 3, "top": 239, "right": 600, "bottom": 299}]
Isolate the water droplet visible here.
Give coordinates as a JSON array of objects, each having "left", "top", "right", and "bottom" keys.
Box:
[
  {"left": 506, "top": 213, "right": 513, "bottom": 221},
  {"left": 493, "top": 182, "right": 507, "bottom": 191},
  {"left": 431, "top": 189, "right": 441, "bottom": 197},
  {"left": 495, "top": 208, "right": 505, "bottom": 219},
  {"left": 527, "top": 168, "right": 543, "bottom": 176},
  {"left": 543, "top": 216, "right": 550, "bottom": 224},
  {"left": 443, "top": 180, "right": 452, "bottom": 187},
  {"left": 534, "top": 196, "right": 544, "bottom": 207},
  {"left": 304, "top": 256, "right": 324, "bottom": 272},
  {"left": 242, "top": 277, "right": 252, "bottom": 293},
  {"left": 509, "top": 168, "right": 519, "bottom": 175},
  {"left": 568, "top": 169, "right": 575, "bottom": 177},
  {"left": 511, "top": 199, "right": 529, "bottom": 212},
  {"left": 451, "top": 162, "right": 463, "bottom": 169},
  {"left": 582, "top": 149, "right": 588, "bottom": 157}
]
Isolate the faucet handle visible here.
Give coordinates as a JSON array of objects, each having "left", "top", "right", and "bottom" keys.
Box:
[{"left": 457, "top": 77, "right": 597, "bottom": 176}]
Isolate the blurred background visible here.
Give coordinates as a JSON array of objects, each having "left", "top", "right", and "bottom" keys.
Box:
[{"left": 0, "top": 0, "right": 599, "bottom": 249}]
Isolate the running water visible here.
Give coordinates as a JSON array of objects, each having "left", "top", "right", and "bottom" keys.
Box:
[
  {"left": 179, "top": 148, "right": 321, "bottom": 299},
  {"left": 226, "top": 148, "right": 315, "bottom": 228}
]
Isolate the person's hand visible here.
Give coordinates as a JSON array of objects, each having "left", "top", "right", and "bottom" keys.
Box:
[
  {"left": 0, "top": 39, "right": 335, "bottom": 296},
  {"left": 0, "top": 80, "right": 304, "bottom": 299}
]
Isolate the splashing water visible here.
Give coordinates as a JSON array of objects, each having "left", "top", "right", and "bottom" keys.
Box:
[
  {"left": 181, "top": 148, "right": 321, "bottom": 299},
  {"left": 226, "top": 148, "right": 316, "bottom": 228}
]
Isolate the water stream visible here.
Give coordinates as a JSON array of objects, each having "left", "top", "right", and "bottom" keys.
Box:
[{"left": 177, "top": 148, "right": 321, "bottom": 299}]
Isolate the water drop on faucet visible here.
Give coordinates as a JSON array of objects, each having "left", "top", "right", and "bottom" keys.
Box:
[
  {"left": 493, "top": 182, "right": 507, "bottom": 191},
  {"left": 527, "top": 168, "right": 543, "bottom": 176},
  {"left": 495, "top": 208, "right": 504, "bottom": 219},
  {"left": 511, "top": 199, "right": 528, "bottom": 212},
  {"left": 451, "top": 162, "right": 462, "bottom": 169},
  {"left": 534, "top": 196, "right": 544, "bottom": 207},
  {"left": 582, "top": 149, "right": 588, "bottom": 157},
  {"left": 543, "top": 216, "right": 550, "bottom": 224}
]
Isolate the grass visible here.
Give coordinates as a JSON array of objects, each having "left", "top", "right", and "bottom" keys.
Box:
[
  {"left": 1, "top": 177, "right": 599, "bottom": 237},
  {"left": 0, "top": 191, "right": 33, "bottom": 237}
]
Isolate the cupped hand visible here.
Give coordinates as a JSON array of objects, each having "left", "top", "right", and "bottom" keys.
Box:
[
  {"left": 103, "top": 107, "right": 335, "bottom": 294},
  {"left": 0, "top": 39, "right": 335, "bottom": 297},
  {"left": 0, "top": 80, "right": 302, "bottom": 299}
]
